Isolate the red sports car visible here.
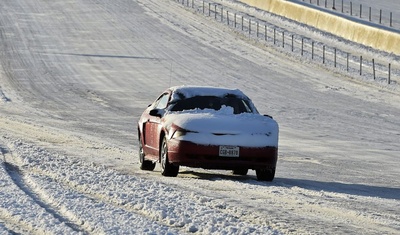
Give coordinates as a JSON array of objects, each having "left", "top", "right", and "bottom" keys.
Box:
[{"left": 137, "top": 86, "right": 279, "bottom": 181}]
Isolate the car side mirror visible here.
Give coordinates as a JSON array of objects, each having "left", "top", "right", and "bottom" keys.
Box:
[
  {"left": 264, "top": 114, "right": 273, "bottom": 119},
  {"left": 149, "top": 109, "right": 163, "bottom": 118}
]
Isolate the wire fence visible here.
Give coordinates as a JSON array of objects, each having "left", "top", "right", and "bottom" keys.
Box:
[
  {"left": 175, "top": 0, "right": 399, "bottom": 86},
  {"left": 301, "top": 0, "right": 399, "bottom": 29}
]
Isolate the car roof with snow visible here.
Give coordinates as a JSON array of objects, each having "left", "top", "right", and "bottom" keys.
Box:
[{"left": 169, "top": 86, "right": 249, "bottom": 102}]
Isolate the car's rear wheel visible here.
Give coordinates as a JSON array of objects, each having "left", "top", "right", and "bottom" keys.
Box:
[
  {"left": 256, "top": 168, "right": 275, "bottom": 181},
  {"left": 160, "top": 137, "right": 179, "bottom": 177},
  {"left": 232, "top": 169, "right": 248, "bottom": 175},
  {"left": 139, "top": 136, "right": 156, "bottom": 171}
]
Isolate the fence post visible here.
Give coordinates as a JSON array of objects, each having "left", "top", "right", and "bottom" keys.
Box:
[
  {"left": 274, "top": 28, "right": 276, "bottom": 44},
  {"left": 292, "top": 34, "right": 294, "bottom": 52},
  {"left": 323, "top": 45, "right": 325, "bottom": 63},
  {"left": 208, "top": 3, "right": 211, "bottom": 16},
  {"left": 333, "top": 0, "right": 336, "bottom": 10},
  {"left": 312, "top": 41, "right": 314, "bottom": 59},
  {"left": 214, "top": 5, "right": 217, "bottom": 19},
  {"left": 347, "top": 53, "right": 349, "bottom": 71},
  {"left": 360, "top": 4, "right": 362, "bottom": 18},
  {"left": 390, "top": 12, "right": 393, "bottom": 27},
  {"left": 334, "top": 48, "right": 337, "bottom": 67},
  {"left": 372, "top": 59, "right": 376, "bottom": 80},
  {"left": 282, "top": 31, "right": 285, "bottom": 48},
  {"left": 242, "top": 16, "right": 244, "bottom": 31},
  {"left": 369, "top": 7, "right": 371, "bottom": 21},
  {"left": 227, "top": 11, "right": 229, "bottom": 25},
  {"left": 265, "top": 24, "right": 267, "bottom": 41},
  {"left": 234, "top": 13, "right": 237, "bottom": 28},
  {"left": 301, "top": 38, "right": 304, "bottom": 56},
  {"left": 350, "top": 2, "right": 352, "bottom": 16},
  {"left": 341, "top": 0, "right": 344, "bottom": 13},
  {"left": 257, "top": 22, "right": 259, "bottom": 38},
  {"left": 388, "top": 63, "right": 391, "bottom": 84},
  {"left": 360, "top": 56, "right": 363, "bottom": 75},
  {"left": 249, "top": 19, "right": 251, "bottom": 35},
  {"left": 221, "top": 7, "right": 223, "bottom": 22},
  {"left": 379, "top": 9, "right": 382, "bottom": 24}
]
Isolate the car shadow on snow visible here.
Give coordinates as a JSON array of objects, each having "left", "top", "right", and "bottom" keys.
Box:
[
  {"left": 178, "top": 170, "right": 254, "bottom": 181},
  {"left": 178, "top": 170, "right": 400, "bottom": 200},
  {"left": 274, "top": 178, "right": 400, "bottom": 201}
]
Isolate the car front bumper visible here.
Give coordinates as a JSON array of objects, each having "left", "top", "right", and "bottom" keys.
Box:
[{"left": 167, "top": 139, "right": 278, "bottom": 170}]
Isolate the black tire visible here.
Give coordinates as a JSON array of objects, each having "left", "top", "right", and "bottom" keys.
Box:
[
  {"left": 139, "top": 136, "right": 155, "bottom": 171},
  {"left": 160, "top": 137, "right": 179, "bottom": 177},
  {"left": 256, "top": 168, "right": 275, "bottom": 181},
  {"left": 232, "top": 169, "right": 248, "bottom": 176}
]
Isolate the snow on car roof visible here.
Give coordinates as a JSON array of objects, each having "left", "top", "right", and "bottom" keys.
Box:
[{"left": 170, "top": 85, "right": 248, "bottom": 101}]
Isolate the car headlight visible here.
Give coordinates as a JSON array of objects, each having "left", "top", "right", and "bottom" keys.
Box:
[
  {"left": 173, "top": 129, "right": 187, "bottom": 138},
  {"left": 172, "top": 129, "right": 198, "bottom": 139}
]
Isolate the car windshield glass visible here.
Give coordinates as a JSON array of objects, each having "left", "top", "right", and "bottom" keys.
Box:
[{"left": 170, "top": 95, "right": 252, "bottom": 114}]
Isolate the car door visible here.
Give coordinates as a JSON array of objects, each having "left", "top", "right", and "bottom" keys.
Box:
[{"left": 143, "top": 92, "right": 170, "bottom": 156}]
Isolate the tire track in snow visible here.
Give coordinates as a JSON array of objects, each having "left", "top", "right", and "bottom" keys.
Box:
[
  {"left": 0, "top": 87, "right": 11, "bottom": 103},
  {"left": 25, "top": 158, "right": 271, "bottom": 235},
  {"left": 0, "top": 146, "right": 22, "bottom": 235},
  {"left": 0, "top": 146, "right": 49, "bottom": 235},
  {"left": 1, "top": 140, "right": 188, "bottom": 234},
  {"left": 24, "top": 170, "right": 184, "bottom": 235},
  {"left": 6, "top": 139, "right": 278, "bottom": 234},
  {"left": 1, "top": 146, "right": 91, "bottom": 235}
]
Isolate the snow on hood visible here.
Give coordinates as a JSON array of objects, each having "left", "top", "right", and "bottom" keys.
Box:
[{"left": 164, "top": 107, "right": 279, "bottom": 147}]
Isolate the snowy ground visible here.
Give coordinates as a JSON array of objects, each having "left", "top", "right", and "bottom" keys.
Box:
[{"left": 0, "top": 0, "right": 399, "bottom": 234}]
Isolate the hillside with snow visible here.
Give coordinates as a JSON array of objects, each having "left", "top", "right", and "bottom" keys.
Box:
[{"left": 0, "top": 0, "right": 399, "bottom": 234}]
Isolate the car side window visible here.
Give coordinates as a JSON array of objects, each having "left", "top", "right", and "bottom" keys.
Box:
[{"left": 154, "top": 93, "right": 170, "bottom": 109}]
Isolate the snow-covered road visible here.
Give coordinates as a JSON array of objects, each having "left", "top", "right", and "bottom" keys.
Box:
[{"left": 1, "top": 0, "right": 399, "bottom": 234}]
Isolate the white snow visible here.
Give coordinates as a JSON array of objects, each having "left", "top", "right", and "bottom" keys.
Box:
[
  {"left": 0, "top": 0, "right": 399, "bottom": 234},
  {"left": 165, "top": 110, "right": 279, "bottom": 147}
]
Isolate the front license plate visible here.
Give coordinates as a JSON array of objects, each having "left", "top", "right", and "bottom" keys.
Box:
[{"left": 219, "top": 146, "right": 239, "bottom": 157}]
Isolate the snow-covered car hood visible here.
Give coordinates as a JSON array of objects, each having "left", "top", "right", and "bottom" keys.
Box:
[{"left": 164, "top": 108, "right": 279, "bottom": 147}]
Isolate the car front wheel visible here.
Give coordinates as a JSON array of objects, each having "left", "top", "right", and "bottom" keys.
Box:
[
  {"left": 256, "top": 168, "right": 275, "bottom": 181},
  {"left": 139, "top": 136, "right": 156, "bottom": 171},
  {"left": 160, "top": 137, "right": 179, "bottom": 177}
]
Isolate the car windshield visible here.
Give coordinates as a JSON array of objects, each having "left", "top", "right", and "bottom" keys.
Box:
[{"left": 169, "top": 95, "right": 253, "bottom": 114}]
